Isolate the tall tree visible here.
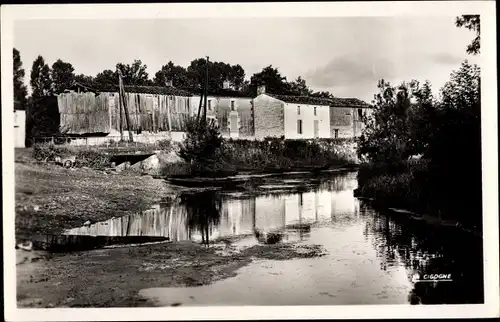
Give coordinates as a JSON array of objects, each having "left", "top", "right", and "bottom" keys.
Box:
[
  {"left": 115, "top": 59, "right": 150, "bottom": 86},
  {"left": 228, "top": 64, "right": 245, "bottom": 90},
  {"left": 456, "top": 15, "right": 480, "bottom": 55},
  {"left": 74, "top": 73, "right": 95, "bottom": 86},
  {"left": 94, "top": 69, "right": 117, "bottom": 88},
  {"left": 357, "top": 79, "right": 416, "bottom": 163},
  {"left": 51, "top": 59, "right": 75, "bottom": 94},
  {"left": 13, "top": 48, "right": 28, "bottom": 110},
  {"left": 30, "top": 55, "right": 52, "bottom": 99},
  {"left": 250, "top": 65, "right": 292, "bottom": 95},
  {"left": 288, "top": 76, "right": 313, "bottom": 96},
  {"left": 154, "top": 61, "right": 191, "bottom": 87}
]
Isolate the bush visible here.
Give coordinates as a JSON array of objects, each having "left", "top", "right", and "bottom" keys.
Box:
[
  {"left": 32, "top": 143, "right": 111, "bottom": 169},
  {"left": 177, "top": 117, "right": 229, "bottom": 175},
  {"left": 157, "top": 139, "right": 173, "bottom": 152},
  {"left": 221, "top": 137, "right": 356, "bottom": 171},
  {"left": 33, "top": 143, "right": 70, "bottom": 161}
]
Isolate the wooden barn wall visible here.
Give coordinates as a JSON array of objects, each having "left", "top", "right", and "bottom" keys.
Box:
[
  {"left": 58, "top": 92, "right": 192, "bottom": 134},
  {"left": 110, "top": 92, "right": 192, "bottom": 132},
  {"left": 58, "top": 92, "right": 111, "bottom": 134}
]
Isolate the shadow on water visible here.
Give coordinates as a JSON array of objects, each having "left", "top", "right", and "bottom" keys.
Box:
[{"left": 359, "top": 202, "right": 484, "bottom": 304}]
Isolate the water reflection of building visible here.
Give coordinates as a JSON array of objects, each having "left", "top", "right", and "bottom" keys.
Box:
[{"left": 66, "top": 181, "right": 359, "bottom": 245}]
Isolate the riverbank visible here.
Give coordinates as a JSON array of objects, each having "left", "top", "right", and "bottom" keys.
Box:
[{"left": 354, "top": 161, "right": 482, "bottom": 237}]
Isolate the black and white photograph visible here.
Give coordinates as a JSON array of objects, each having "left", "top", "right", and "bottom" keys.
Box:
[{"left": 2, "top": 1, "right": 498, "bottom": 321}]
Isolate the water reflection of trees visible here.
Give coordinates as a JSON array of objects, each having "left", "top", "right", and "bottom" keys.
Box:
[
  {"left": 180, "top": 191, "right": 222, "bottom": 246},
  {"left": 360, "top": 202, "right": 484, "bottom": 304}
]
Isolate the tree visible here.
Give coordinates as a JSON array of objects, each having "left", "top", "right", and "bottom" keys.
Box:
[
  {"left": 30, "top": 55, "right": 52, "bottom": 99},
  {"left": 116, "top": 59, "right": 150, "bottom": 86},
  {"left": 94, "top": 69, "right": 117, "bottom": 88},
  {"left": 227, "top": 64, "right": 245, "bottom": 90},
  {"left": 51, "top": 59, "right": 75, "bottom": 94},
  {"left": 13, "top": 48, "right": 28, "bottom": 110},
  {"left": 456, "top": 15, "right": 480, "bottom": 55},
  {"left": 250, "top": 65, "right": 292, "bottom": 95},
  {"left": 357, "top": 79, "right": 417, "bottom": 163},
  {"left": 185, "top": 58, "right": 246, "bottom": 92},
  {"left": 288, "top": 76, "right": 313, "bottom": 96},
  {"left": 74, "top": 73, "right": 95, "bottom": 86},
  {"left": 310, "top": 91, "right": 335, "bottom": 99},
  {"left": 154, "top": 61, "right": 191, "bottom": 87}
]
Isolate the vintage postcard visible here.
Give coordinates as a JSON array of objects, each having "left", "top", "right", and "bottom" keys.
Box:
[{"left": 2, "top": 1, "right": 498, "bottom": 321}]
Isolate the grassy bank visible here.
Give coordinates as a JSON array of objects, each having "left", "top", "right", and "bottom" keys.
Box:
[
  {"left": 355, "top": 160, "right": 482, "bottom": 233},
  {"left": 161, "top": 137, "right": 359, "bottom": 177},
  {"left": 224, "top": 138, "right": 357, "bottom": 170}
]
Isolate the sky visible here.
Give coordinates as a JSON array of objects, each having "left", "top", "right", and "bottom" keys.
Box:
[{"left": 14, "top": 17, "right": 479, "bottom": 102}]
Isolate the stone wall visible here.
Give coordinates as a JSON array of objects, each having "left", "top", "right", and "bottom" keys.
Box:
[
  {"left": 329, "top": 106, "right": 371, "bottom": 138},
  {"left": 253, "top": 95, "right": 285, "bottom": 139}
]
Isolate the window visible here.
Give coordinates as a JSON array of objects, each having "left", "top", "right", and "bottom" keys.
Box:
[
  {"left": 314, "top": 107, "right": 317, "bottom": 116},
  {"left": 297, "top": 119, "right": 303, "bottom": 134},
  {"left": 358, "top": 108, "right": 363, "bottom": 119},
  {"left": 297, "top": 106, "right": 301, "bottom": 115},
  {"left": 230, "top": 100, "right": 235, "bottom": 111},
  {"left": 334, "top": 129, "right": 339, "bottom": 139},
  {"left": 208, "top": 100, "right": 212, "bottom": 110}
]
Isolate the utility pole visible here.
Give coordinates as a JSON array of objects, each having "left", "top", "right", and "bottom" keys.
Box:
[
  {"left": 118, "top": 69, "right": 134, "bottom": 142},
  {"left": 203, "top": 56, "right": 209, "bottom": 123}
]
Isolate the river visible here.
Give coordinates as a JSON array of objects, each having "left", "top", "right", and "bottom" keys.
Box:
[{"left": 64, "top": 171, "right": 484, "bottom": 306}]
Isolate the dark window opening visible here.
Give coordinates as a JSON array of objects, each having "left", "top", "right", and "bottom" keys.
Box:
[
  {"left": 358, "top": 108, "right": 363, "bottom": 119},
  {"left": 297, "top": 120, "right": 303, "bottom": 134},
  {"left": 297, "top": 106, "right": 301, "bottom": 115},
  {"left": 231, "top": 100, "right": 235, "bottom": 111},
  {"left": 314, "top": 107, "right": 317, "bottom": 116},
  {"left": 334, "top": 129, "right": 339, "bottom": 139}
]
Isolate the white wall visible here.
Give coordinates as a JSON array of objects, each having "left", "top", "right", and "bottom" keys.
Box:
[
  {"left": 14, "top": 110, "right": 26, "bottom": 148},
  {"left": 283, "top": 103, "right": 330, "bottom": 139}
]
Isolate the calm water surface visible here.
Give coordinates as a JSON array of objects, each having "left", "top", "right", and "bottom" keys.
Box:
[{"left": 66, "top": 171, "right": 484, "bottom": 306}]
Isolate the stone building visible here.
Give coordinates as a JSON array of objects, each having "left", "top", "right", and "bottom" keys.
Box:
[{"left": 252, "top": 86, "right": 371, "bottom": 139}]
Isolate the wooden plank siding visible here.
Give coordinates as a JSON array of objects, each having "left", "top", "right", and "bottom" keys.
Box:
[{"left": 58, "top": 91, "right": 192, "bottom": 135}]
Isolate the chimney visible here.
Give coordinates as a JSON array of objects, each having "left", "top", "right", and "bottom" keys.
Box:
[
  {"left": 165, "top": 80, "right": 173, "bottom": 87},
  {"left": 223, "top": 80, "right": 231, "bottom": 89},
  {"left": 257, "top": 85, "right": 266, "bottom": 95}
]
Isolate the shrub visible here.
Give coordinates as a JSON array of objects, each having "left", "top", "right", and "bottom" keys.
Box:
[
  {"left": 177, "top": 117, "right": 229, "bottom": 175},
  {"left": 32, "top": 143, "right": 111, "bottom": 169},
  {"left": 33, "top": 143, "right": 70, "bottom": 161}
]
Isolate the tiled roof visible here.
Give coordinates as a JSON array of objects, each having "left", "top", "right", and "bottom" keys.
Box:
[
  {"left": 266, "top": 93, "right": 370, "bottom": 107},
  {"left": 70, "top": 82, "right": 193, "bottom": 96},
  {"left": 182, "top": 87, "right": 254, "bottom": 98},
  {"left": 329, "top": 97, "right": 371, "bottom": 108}
]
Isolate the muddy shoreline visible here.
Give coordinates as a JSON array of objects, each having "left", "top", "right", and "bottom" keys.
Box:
[{"left": 16, "top": 240, "right": 326, "bottom": 308}]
